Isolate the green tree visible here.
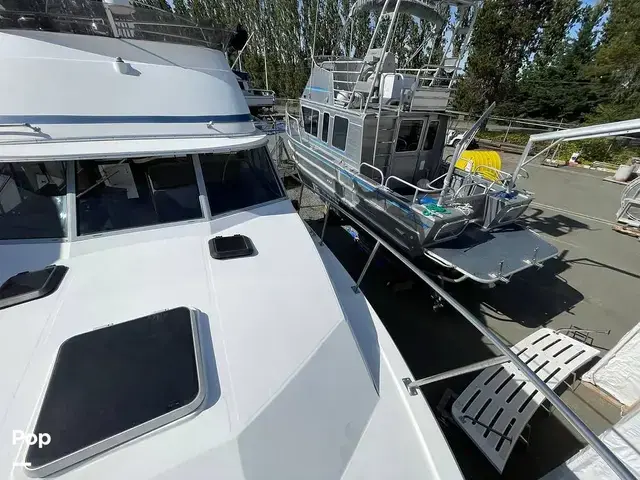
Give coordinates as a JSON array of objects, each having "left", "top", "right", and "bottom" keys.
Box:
[
  {"left": 454, "top": 0, "right": 558, "bottom": 113},
  {"left": 588, "top": 0, "right": 640, "bottom": 122},
  {"left": 172, "top": 0, "right": 189, "bottom": 17}
]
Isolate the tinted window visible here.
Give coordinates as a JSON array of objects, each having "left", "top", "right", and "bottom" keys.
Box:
[
  {"left": 332, "top": 116, "right": 349, "bottom": 151},
  {"left": 76, "top": 156, "right": 201, "bottom": 236},
  {"left": 302, "top": 106, "right": 319, "bottom": 137},
  {"left": 396, "top": 120, "right": 423, "bottom": 152},
  {"left": 25, "top": 307, "right": 203, "bottom": 476},
  {"left": 0, "top": 162, "right": 67, "bottom": 240},
  {"left": 322, "top": 113, "right": 330, "bottom": 142},
  {"left": 423, "top": 120, "right": 440, "bottom": 150},
  {"left": 199, "top": 147, "right": 282, "bottom": 217}
]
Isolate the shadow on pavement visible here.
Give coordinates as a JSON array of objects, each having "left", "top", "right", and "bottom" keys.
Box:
[
  {"left": 566, "top": 256, "right": 640, "bottom": 281},
  {"left": 445, "top": 250, "right": 584, "bottom": 329},
  {"left": 521, "top": 208, "right": 595, "bottom": 237},
  {"left": 307, "top": 219, "right": 587, "bottom": 480}
]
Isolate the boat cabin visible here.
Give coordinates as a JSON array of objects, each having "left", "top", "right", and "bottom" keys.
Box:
[{"left": 298, "top": 48, "right": 452, "bottom": 189}]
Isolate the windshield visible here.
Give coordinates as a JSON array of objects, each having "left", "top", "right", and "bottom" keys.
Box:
[
  {"left": 0, "top": 162, "right": 67, "bottom": 240},
  {"left": 199, "top": 147, "right": 283, "bottom": 216},
  {"left": 1, "top": 148, "right": 283, "bottom": 240},
  {"left": 76, "top": 156, "right": 202, "bottom": 236}
]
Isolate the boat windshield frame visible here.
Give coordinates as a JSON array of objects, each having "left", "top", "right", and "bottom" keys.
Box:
[
  {"left": 0, "top": 145, "right": 286, "bottom": 243},
  {"left": 0, "top": 0, "right": 233, "bottom": 51}
]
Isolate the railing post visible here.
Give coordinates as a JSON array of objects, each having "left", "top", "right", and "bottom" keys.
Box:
[
  {"left": 319, "top": 203, "right": 330, "bottom": 245},
  {"left": 352, "top": 241, "right": 380, "bottom": 293},
  {"left": 503, "top": 120, "right": 511, "bottom": 143}
]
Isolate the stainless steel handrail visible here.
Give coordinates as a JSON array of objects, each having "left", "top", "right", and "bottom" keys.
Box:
[
  {"left": 307, "top": 188, "right": 635, "bottom": 480},
  {"left": 385, "top": 175, "right": 441, "bottom": 203},
  {"left": 359, "top": 162, "right": 385, "bottom": 185}
]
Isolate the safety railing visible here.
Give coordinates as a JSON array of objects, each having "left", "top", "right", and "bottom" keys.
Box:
[
  {"left": 247, "top": 88, "right": 276, "bottom": 98},
  {"left": 359, "top": 162, "right": 385, "bottom": 185},
  {"left": 384, "top": 175, "right": 441, "bottom": 204},
  {"left": 301, "top": 181, "right": 636, "bottom": 480},
  {"left": 0, "top": 0, "right": 231, "bottom": 50}
]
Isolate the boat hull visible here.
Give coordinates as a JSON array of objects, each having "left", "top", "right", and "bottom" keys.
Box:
[{"left": 288, "top": 135, "right": 559, "bottom": 283}]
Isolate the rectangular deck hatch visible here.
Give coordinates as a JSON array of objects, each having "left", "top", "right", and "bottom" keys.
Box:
[
  {"left": 24, "top": 307, "right": 205, "bottom": 477},
  {"left": 209, "top": 234, "right": 255, "bottom": 259},
  {"left": 0, "top": 265, "right": 68, "bottom": 310}
]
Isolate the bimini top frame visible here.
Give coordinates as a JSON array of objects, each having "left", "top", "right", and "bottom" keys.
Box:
[
  {"left": 510, "top": 118, "right": 640, "bottom": 189},
  {"left": 310, "top": 0, "right": 482, "bottom": 115}
]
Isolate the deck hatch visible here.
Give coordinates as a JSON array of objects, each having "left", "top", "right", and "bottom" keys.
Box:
[
  {"left": 0, "top": 265, "right": 68, "bottom": 310},
  {"left": 24, "top": 307, "right": 205, "bottom": 477},
  {"left": 209, "top": 234, "right": 255, "bottom": 259}
]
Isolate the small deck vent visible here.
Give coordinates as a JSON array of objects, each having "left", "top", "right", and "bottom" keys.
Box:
[{"left": 209, "top": 234, "right": 255, "bottom": 259}]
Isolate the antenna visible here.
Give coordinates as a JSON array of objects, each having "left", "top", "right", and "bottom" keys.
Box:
[{"left": 311, "top": 0, "right": 321, "bottom": 59}]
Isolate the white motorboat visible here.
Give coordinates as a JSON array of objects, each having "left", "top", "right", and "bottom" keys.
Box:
[
  {"left": 234, "top": 69, "right": 276, "bottom": 112},
  {"left": 0, "top": 1, "right": 462, "bottom": 479}
]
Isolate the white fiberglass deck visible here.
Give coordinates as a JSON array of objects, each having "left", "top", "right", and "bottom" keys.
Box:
[{"left": 452, "top": 328, "right": 599, "bottom": 472}]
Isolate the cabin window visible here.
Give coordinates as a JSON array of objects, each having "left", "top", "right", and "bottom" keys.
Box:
[
  {"left": 396, "top": 120, "right": 423, "bottom": 152},
  {"left": 332, "top": 116, "right": 349, "bottom": 151},
  {"left": 321, "top": 113, "right": 330, "bottom": 142},
  {"left": 302, "top": 106, "right": 319, "bottom": 137},
  {"left": 238, "top": 81, "right": 245, "bottom": 91},
  {"left": 423, "top": 120, "right": 440, "bottom": 151},
  {"left": 199, "top": 146, "right": 283, "bottom": 217},
  {"left": 75, "top": 156, "right": 202, "bottom": 236},
  {"left": 0, "top": 162, "right": 67, "bottom": 240},
  {"left": 25, "top": 307, "right": 205, "bottom": 477}
]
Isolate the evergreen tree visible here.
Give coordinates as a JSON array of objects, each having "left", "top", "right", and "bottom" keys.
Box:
[
  {"left": 588, "top": 0, "right": 640, "bottom": 121},
  {"left": 453, "top": 0, "right": 558, "bottom": 113},
  {"left": 172, "top": 0, "right": 189, "bottom": 17}
]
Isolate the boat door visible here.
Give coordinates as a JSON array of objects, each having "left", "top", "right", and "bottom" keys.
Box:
[
  {"left": 413, "top": 115, "right": 446, "bottom": 183},
  {"left": 388, "top": 118, "right": 425, "bottom": 183}
]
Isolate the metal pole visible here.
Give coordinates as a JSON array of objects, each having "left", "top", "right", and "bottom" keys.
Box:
[
  {"left": 503, "top": 120, "right": 511, "bottom": 143},
  {"left": 231, "top": 32, "right": 255, "bottom": 70},
  {"left": 346, "top": 0, "right": 392, "bottom": 106},
  {"left": 510, "top": 139, "right": 534, "bottom": 190},
  {"left": 318, "top": 195, "right": 635, "bottom": 480},
  {"left": 319, "top": 203, "right": 330, "bottom": 245},
  {"left": 405, "top": 356, "right": 509, "bottom": 394},
  {"left": 438, "top": 102, "right": 496, "bottom": 206},
  {"left": 263, "top": 43, "right": 269, "bottom": 91},
  {"left": 352, "top": 240, "right": 380, "bottom": 293},
  {"left": 363, "top": 0, "right": 402, "bottom": 112},
  {"left": 311, "top": 0, "right": 320, "bottom": 59}
]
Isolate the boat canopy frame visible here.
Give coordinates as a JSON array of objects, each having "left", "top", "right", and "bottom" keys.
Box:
[{"left": 510, "top": 118, "right": 640, "bottom": 190}]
